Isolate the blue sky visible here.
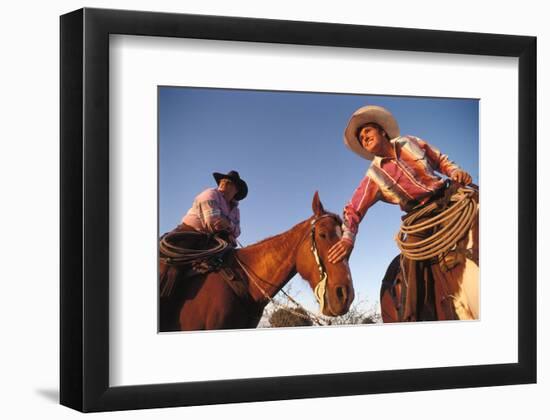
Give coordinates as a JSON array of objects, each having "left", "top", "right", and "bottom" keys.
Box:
[{"left": 159, "top": 87, "right": 479, "bottom": 315}]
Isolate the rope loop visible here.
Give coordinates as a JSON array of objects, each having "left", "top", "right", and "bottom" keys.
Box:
[
  {"left": 396, "top": 188, "right": 477, "bottom": 261},
  {"left": 159, "top": 230, "right": 231, "bottom": 266}
]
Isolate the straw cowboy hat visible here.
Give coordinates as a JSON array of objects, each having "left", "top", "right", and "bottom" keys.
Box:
[
  {"left": 343, "top": 105, "right": 400, "bottom": 160},
  {"left": 213, "top": 170, "right": 248, "bottom": 201}
]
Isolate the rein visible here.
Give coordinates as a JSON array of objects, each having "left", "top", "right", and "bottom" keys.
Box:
[{"left": 234, "top": 258, "right": 328, "bottom": 326}]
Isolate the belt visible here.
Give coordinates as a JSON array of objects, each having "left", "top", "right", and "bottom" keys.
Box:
[{"left": 406, "top": 180, "right": 451, "bottom": 213}]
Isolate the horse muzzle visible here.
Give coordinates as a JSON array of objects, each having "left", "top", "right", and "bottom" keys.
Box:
[
  {"left": 316, "top": 282, "right": 354, "bottom": 317},
  {"left": 328, "top": 284, "right": 355, "bottom": 316}
]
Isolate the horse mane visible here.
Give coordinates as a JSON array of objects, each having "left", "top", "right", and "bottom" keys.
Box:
[
  {"left": 240, "top": 211, "right": 342, "bottom": 254},
  {"left": 241, "top": 218, "right": 311, "bottom": 254}
]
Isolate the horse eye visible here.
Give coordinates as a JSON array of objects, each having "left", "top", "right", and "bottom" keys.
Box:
[{"left": 319, "top": 232, "right": 327, "bottom": 239}]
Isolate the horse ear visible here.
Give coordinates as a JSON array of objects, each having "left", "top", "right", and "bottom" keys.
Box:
[{"left": 312, "top": 191, "right": 325, "bottom": 216}]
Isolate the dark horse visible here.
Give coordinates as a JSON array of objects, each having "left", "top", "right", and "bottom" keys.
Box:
[
  {"left": 379, "top": 255, "right": 405, "bottom": 323},
  {"left": 380, "top": 185, "right": 479, "bottom": 322},
  {"left": 160, "top": 193, "right": 355, "bottom": 331}
]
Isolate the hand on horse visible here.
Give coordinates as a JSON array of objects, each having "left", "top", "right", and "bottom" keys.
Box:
[
  {"left": 451, "top": 169, "right": 472, "bottom": 186},
  {"left": 328, "top": 239, "right": 354, "bottom": 264}
]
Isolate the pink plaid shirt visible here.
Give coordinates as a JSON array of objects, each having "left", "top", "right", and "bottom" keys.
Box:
[
  {"left": 342, "top": 136, "right": 461, "bottom": 243},
  {"left": 181, "top": 188, "right": 241, "bottom": 238}
]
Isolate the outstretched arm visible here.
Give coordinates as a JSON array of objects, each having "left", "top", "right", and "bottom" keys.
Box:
[{"left": 328, "top": 175, "right": 380, "bottom": 264}]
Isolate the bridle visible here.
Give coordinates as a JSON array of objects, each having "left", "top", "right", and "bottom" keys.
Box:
[
  {"left": 304, "top": 214, "right": 340, "bottom": 312},
  {"left": 233, "top": 213, "right": 344, "bottom": 321}
]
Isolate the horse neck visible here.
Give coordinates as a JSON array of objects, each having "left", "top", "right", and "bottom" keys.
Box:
[{"left": 236, "top": 219, "right": 310, "bottom": 302}]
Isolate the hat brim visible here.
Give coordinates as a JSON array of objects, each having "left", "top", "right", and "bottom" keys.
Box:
[
  {"left": 213, "top": 172, "right": 248, "bottom": 201},
  {"left": 343, "top": 105, "right": 400, "bottom": 160}
]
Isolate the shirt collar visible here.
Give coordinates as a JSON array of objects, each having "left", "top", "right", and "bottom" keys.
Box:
[{"left": 372, "top": 138, "right": 400, "bottom": 167}]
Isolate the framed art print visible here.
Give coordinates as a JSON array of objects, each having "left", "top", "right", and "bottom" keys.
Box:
[{"left": 60, "top": 8, "right": 536, "bottom": 412}]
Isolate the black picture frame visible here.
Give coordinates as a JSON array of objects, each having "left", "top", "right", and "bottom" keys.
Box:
[{"left": 60, "top": 7, "right": 537, "bottom": 412}]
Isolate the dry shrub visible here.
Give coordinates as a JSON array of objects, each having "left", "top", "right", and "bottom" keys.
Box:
[{"left": 269, "top": 307, "right": 313, "bottom": 327}]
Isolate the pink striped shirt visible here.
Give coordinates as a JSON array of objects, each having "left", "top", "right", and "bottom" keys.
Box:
[
  {"left": 181, "top": 188, "right": 241, "bottom": 238},
  {"left": 342, "top": 136, "right": 461, "bottom": 243}
]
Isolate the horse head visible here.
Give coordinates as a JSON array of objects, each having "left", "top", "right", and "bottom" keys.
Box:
[{"left": 295, "top": 192, "right": 355, "bottom": 316}]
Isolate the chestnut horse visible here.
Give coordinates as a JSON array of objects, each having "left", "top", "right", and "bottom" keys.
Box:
[{"left": 160, "top": 193, "right": 354, "bottom": 331}]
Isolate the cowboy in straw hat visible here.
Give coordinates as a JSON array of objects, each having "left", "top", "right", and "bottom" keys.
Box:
[
  {"left": 180, "top": 170, "right": 248, "bottom": 245},
  {"left": 328, "top": 105, "right": 477, "bottom": 320}
]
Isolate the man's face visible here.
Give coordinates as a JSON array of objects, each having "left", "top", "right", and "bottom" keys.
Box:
[
  {"left": 358, "top": 124, "right": 388, "bottom": 156},
  {"left": 218, "top": 178, "right": 238, "bottom": 199}
]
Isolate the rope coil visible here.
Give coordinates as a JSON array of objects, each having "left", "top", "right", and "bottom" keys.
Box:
[
  {"left": 396, "top": 188, "right": 477, "bottom": 261},
  {"left": 159, "top": 231, "right": 231, "bottom": 266}
]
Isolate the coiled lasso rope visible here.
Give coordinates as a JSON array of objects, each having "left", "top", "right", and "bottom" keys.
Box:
[
  {"left": 396, "top": 188, "right": 478, "bottom": 261},
  {"left": 159, "top": 231, "right": 230, "bottom": 266},
  {"left": 159, "top": 230, "right": 232, "bottom": 298}
]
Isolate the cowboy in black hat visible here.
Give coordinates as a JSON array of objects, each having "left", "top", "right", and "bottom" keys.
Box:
[{"left": 180, "top": 170, "right": 248, "bottom": 245}]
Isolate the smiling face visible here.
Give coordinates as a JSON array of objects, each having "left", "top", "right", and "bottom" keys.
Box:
[{"left": 358, "top": 123, "right": 390, "bottom": 156}]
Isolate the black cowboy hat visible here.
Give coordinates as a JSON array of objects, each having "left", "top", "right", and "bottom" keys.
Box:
[{"left": 212, "top": 170, "right": 248, "bottom": 201}]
